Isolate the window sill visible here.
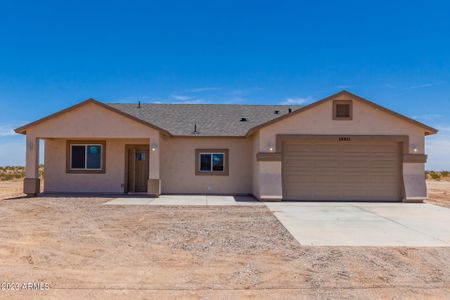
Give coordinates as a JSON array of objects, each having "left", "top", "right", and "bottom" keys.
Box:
[{"left": 195, "top": 171, "right": 229, "bottom": 176}]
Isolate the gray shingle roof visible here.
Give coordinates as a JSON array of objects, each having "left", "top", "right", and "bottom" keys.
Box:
[{"left": 107, "top": 103, "right": 302, "bottom": 136}]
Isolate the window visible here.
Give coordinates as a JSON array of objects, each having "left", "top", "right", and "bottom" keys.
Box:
[
  {"left": 200, "top": 153, "right": 224, "bottom": 172},
  {"left": 333, "top": 100, "right": 353, "bottom": 120},
  {"left": 71, "top": 144, "right": 102, "bottom": 170},
  {"left": 136, "top": 152, "right": 146, "bottom": 161},
  {"left": 195, "top": 149, "right": 229, "bottom": 175},
  {"left": 336, "top": 104, "right": 350, "bottom": 118},
  {"left": 66, "top": 141, "right": 106, "bottom": 173}
]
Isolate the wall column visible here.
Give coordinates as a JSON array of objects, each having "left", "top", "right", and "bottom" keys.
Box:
[
  {"left": 257, "top": 161, "right": 283, "bottom": 201},
  {"left": 147, "top": 134, "right": 161, "bottom": 197},
  {"left": 402, "top": 152, "right": 428, "bottom": 202},
  {"left": 24, "top": 135, "right": 40, "bottom": 196}
]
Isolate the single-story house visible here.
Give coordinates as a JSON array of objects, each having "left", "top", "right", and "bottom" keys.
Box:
[{"left": 15, "top": 90, "right": 437, "bottom": 202}]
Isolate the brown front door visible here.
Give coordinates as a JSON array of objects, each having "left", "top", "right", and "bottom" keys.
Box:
[{"left": 126, "top": 145, "right": 149, "bottom": 193}]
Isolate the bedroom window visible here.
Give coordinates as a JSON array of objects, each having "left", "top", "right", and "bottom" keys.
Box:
[
  {"left": 66, "top": 141, "right": 106, "bottom": 173},
  {"left": 333, "top": 100, "right": 353, "bottom": 120},
  {"left": 195, "top": 149, "right": 229, "bottom": 175}
]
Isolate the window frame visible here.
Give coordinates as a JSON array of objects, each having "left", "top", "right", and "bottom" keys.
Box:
[
  {"left": 66, "top": 140, "right": 106, "bottom": 174},
  {"left": 333, "top": 100, "right": 353, "bottom": 120},
  {"left": 199, "top": 153, "right": 224, "bottom": 172},
  {"left": 195, "top": 149, "right": 229, "bottom": 176}
]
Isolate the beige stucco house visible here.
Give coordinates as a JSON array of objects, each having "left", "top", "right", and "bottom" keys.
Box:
[{"left": 15, "top": 91, "right": 437, "bottom": 202}]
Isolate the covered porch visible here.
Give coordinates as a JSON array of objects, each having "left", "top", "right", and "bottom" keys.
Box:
[
  {"left": 16, "top": 99, "right": 165, "bottom": 197},
  {"left": 23, "top": 136, "right": 162, "bottom": 197}
]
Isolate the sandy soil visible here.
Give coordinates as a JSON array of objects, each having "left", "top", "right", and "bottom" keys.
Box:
[
  {"left": 426, "top": 180, "right": 450, "bottom": 208},
  {"left": 0, "top": 180, "right": 25, "bottom": 200},
  {"left": 0, "top": 197, "right": 449, "bottom": 299}
]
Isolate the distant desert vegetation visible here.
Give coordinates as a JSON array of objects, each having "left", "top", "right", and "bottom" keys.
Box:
[
  {"left": 426, "top": 171, "right": 450, "bottom": 181},
  {"left": 0, "top": 165, "right": 44, "bottom": 181}
]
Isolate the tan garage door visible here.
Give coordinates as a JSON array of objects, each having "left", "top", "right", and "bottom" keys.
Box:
[{"left": 282, "top": 142, "right": 402, "bottom": 201}]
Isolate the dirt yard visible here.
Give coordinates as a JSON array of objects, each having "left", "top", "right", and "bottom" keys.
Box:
[
  {"left": 426, "top": 179, "right": 450, "bottom": 208},
  {"left": 0, "top": 196, "right": 449, "bottom": 299},
  {"left": 0, "top": 180, "right": 24, "bottom": 200}
]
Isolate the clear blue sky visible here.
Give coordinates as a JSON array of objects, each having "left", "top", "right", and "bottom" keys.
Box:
[{"left": 0, "top": 0, "right": 449, "bottom": 169}]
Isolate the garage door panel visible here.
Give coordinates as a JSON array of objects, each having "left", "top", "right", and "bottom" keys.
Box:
[
  {"left": 285, "top": 161, "right": 341, "bottom": 168},
  {"left": 283, "top": 142, "right": 402, "bottom": 201}
]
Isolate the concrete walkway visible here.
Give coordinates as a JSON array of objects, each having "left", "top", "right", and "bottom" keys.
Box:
[
  {"left": 104, "top": 195, "right": 262, "bottom": 206},
  {"left": 265, "top": 202, "right": 450, "bottom": 247}
]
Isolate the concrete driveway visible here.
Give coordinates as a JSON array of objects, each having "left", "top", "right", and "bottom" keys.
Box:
[{"left": 265, "top": 202, "right": 450, "bottom": 246}]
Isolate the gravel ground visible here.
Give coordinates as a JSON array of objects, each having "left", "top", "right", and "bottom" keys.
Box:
[{"left": 0, "top": 197, "right": 449, "bottom": 299}]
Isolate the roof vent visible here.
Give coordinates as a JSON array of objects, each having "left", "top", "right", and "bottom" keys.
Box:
[
  {"left": 288, "top": 108, "right": 292, "bottom": 113},
  {"left": 274, "top": 110, "right": 280, "bottom": 114},
  {"left": 193, "top": 123, "right": 199, "bottom": 134},
  {"left": 240, "top": 117, "right": 248, "bottom": 122}
]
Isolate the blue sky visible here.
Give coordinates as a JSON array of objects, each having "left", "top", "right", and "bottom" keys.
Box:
[{"left": 0, "top": 0, "right": 449, "bottom": 169}]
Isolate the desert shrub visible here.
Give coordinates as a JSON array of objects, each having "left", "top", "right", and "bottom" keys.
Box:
[
  {"left": 0, "top": 165, "right": 43, "bottom": 180},
  {"left": 14, "top": 173, "right": 24, "bottom": 179},
  {"left": 0, "top": 174, "right": 15, "bottom": 181},
  {"left": 429, "top": 172, "right": 441, "bottom": 180},
  {"left": 441, "top": 171, "right": 449, "bottom": 178},
  {"left": 0, "top": 166, "right": 27, "bottom": 180}
]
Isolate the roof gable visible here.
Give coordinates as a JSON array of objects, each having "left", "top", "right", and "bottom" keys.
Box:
[
  {"left": 15, "top": 99, "right": 171, "bottom": 135},
  {"left": 246, "top": 90, "right": 438, "bottom": 136}
]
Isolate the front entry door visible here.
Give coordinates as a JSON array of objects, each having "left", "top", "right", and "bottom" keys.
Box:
[{"left": 126, "top": 145, "right": 149, "bottom": 193}]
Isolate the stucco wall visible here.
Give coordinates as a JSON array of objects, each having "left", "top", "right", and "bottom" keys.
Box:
[
  {"left": 44, "top": 136, "right": 253, "bottom": 194},
  {"left": 251, "top": 132, "right": 261, "bottom": 199},
  {"left": 258, "top": 94, "right": 426, "bottom": 154},
  {"left": 253, "top": 94, "right": 429, "bottom": 201},
  {"left": 160, "top": 137, "right": 253, "bottom": 194},
  {"left": 44, "top": 139, "right": 149, "bottom": 193}
]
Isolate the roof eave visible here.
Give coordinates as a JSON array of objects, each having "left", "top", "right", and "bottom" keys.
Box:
[{"left": 425, "top": 129, "right": 439, "bottom": 136}]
